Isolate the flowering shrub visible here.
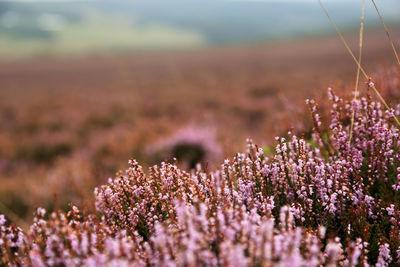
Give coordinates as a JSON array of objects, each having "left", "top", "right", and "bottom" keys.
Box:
[
  {"left": 1, "top": 88, "right": 400, "bottom": 266},
  {"left": 147, "top": 125, "right": 222, "bottom": 169}
]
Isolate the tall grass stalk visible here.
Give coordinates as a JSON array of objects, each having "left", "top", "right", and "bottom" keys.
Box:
[
  {"left": 371, "top": 0, "right": 400, "bottom": 65},
  {"left": 349, "top": 0, "right": 365, "bottom": 144},
  {"left": 317, "top": 0, "right": 400, "bottom": 127}
]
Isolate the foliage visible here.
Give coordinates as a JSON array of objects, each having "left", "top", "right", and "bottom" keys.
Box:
[{"left": 1, "top": 87, "right": 400, "bottom": 266}]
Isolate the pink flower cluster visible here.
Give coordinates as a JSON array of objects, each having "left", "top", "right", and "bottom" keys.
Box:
[
  {"left": 1, "top": 89, "right": 400, "bottom": 266},
  {"left": 147, "top": 125, "right": 222, "bottom": 168}
]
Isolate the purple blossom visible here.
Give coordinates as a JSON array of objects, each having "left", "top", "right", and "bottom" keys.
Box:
[{"left": 1, "top": 87, "right": 400, "bottom": 266}]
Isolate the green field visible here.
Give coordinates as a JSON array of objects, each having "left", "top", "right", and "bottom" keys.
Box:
[{"left": 1, "top": 0, "right": 400, "bottom": 59}]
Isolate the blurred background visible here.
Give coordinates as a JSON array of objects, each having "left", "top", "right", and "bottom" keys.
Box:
[
  {"left": 0, "top": 0, "right": 400, "bottom": 224},
  {"left": 1, "top": 0, "right": 400, "bottom": 58}
]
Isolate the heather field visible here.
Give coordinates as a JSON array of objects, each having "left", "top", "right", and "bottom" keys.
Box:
[
  {"left": 1, "top": 0, "right": 400, "bottom": 266},
  {"left": 1, "top": 29, "right": 399, "bottom": 215}
]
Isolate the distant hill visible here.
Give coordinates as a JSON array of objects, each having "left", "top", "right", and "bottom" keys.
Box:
[{"left": 0, "top": 0, "right": 399, "bottom": 58}]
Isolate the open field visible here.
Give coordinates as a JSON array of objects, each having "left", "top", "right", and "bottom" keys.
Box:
[
  {"left": 0, "top": 27, "right": 399, "bottom": 220},
  {"left": 1, "top": 0, "right": 400, "bottom": 259},
  {"left": 1, "top": 49, "right": 400, "bottom": 266}
]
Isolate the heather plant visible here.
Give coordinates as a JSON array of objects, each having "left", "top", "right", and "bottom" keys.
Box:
[
  {"left": 1, "top": 86, "right": 400, "bottom": 266},
  {"left": 147, "top": 125, "right": 222, "bottom": 169}
]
